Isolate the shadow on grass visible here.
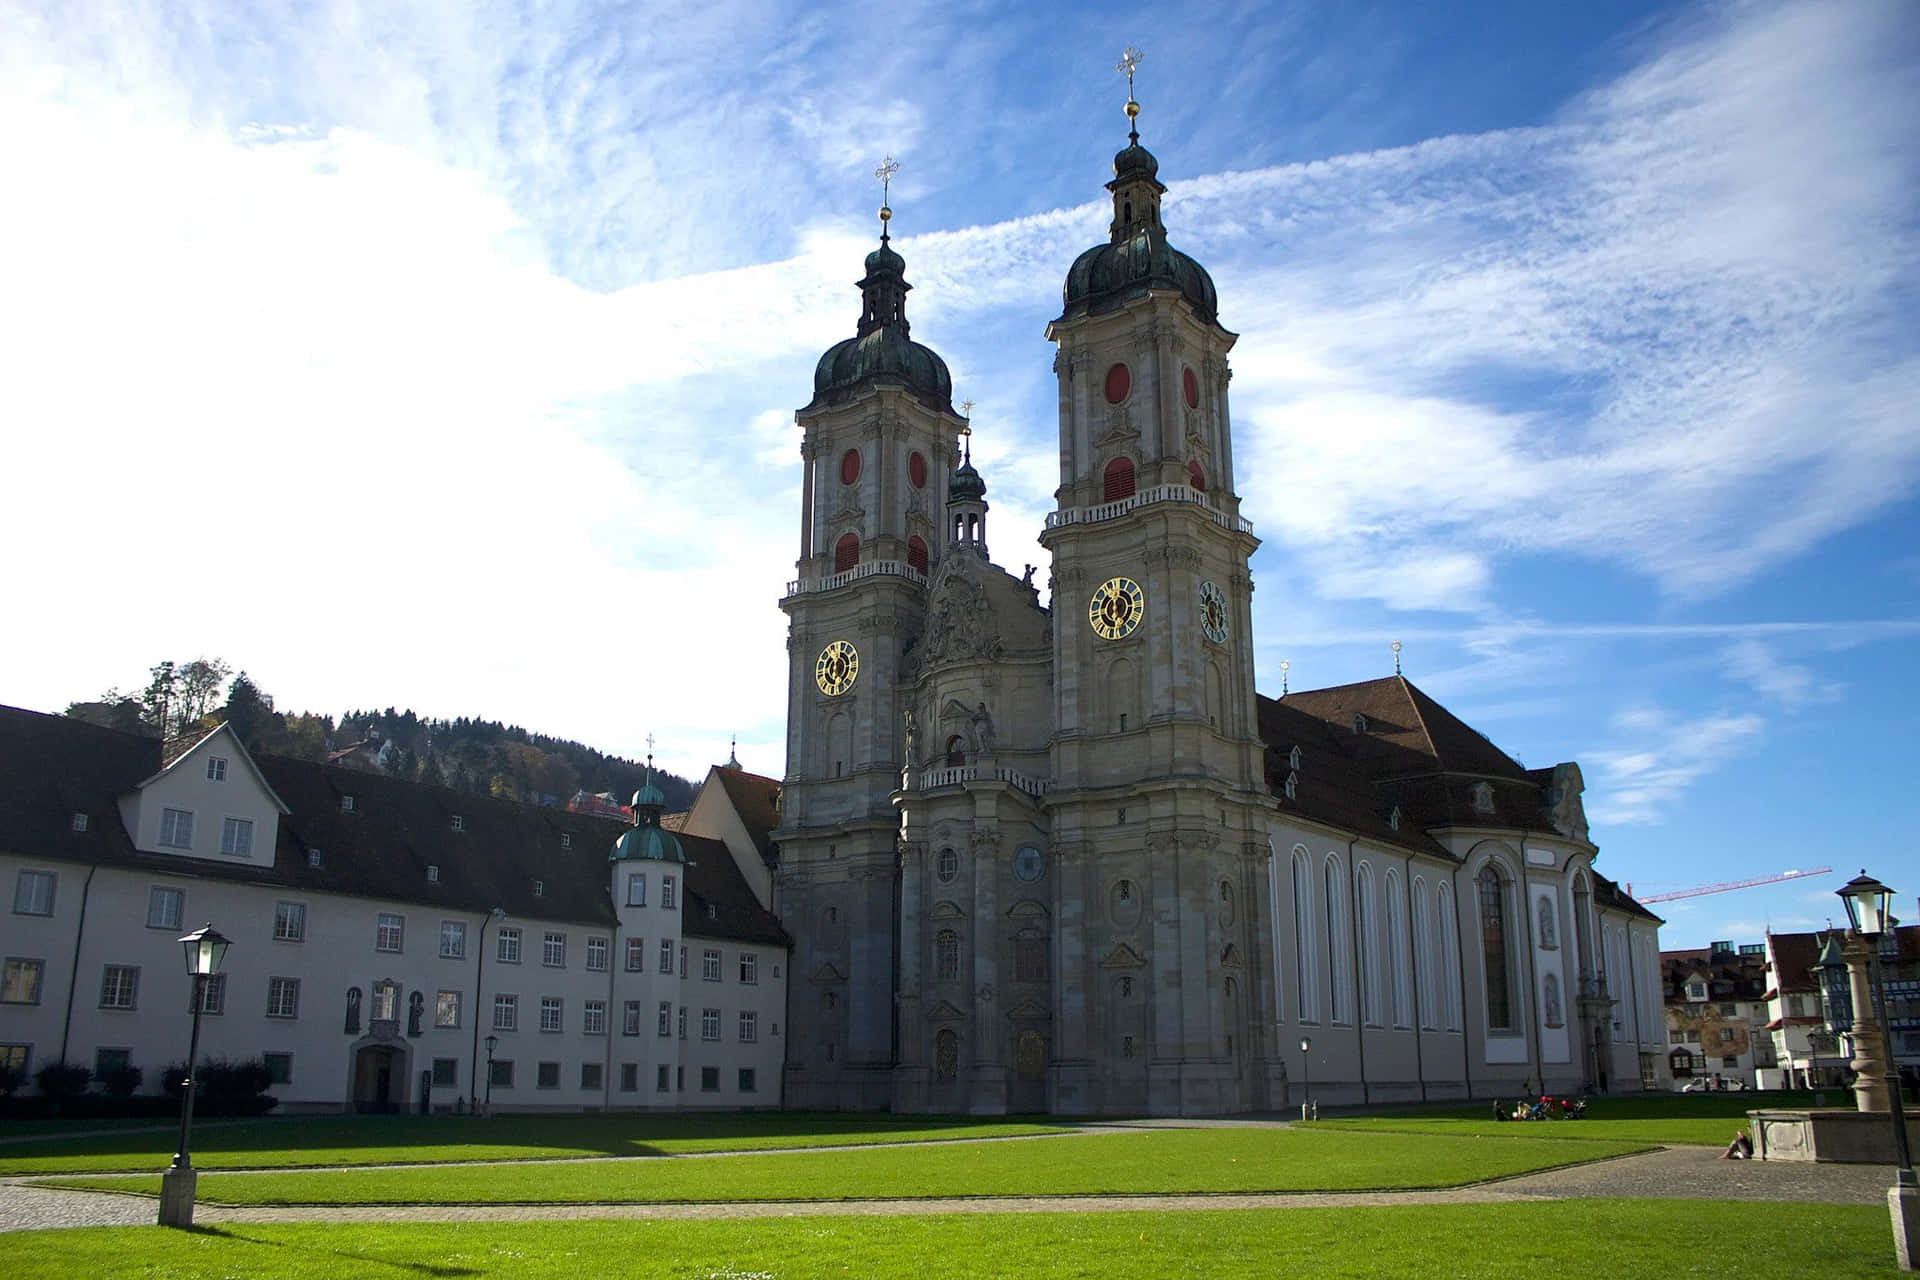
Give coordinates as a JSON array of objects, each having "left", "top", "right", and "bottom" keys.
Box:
[{"left": 193, "top": 1226, "right": 482, "bottom": 1277}]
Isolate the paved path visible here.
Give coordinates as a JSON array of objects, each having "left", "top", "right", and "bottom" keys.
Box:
[{"left": 1, "top": 1143, "right": 1897, "bottom": 1232}]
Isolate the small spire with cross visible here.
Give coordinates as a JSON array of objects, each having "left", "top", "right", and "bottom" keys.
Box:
[
  {"left": 1280, "top": 658, "right": 1290, "bottom": 696},
  {"left": 875, "top": 156, "right": 900, "bottom": 241},
  {"left": 958, "top": 400, "right": 974, "bottom": 461},
  {"left": 1392, "top": 640, "right": 1403, "bottom": 677},
  {"left": 1116, "top": 46, "right": 1144, "bottom": 141}
]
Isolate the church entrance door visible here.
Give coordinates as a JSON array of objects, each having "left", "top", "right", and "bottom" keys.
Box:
[{"left": 352, "top": 1045, "right": 404, "bottom": 1114}]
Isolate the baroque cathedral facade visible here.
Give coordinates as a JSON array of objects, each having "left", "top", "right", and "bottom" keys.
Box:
[{"left": 772, "top": 92, "right": 1667, "bottom": 1116}]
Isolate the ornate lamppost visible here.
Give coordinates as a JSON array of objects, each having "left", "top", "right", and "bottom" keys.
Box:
[
  {"left": 484, "top": 1034, "right": 498, "bottom": 1114},
  {"left": 1299, "top": 1036, "right": 1313, "bottom": 1120},
  {"left": 159, "top": 923, "right": 231, "bottom": 1228},
  {"left": 1836, "top": 872, "right": 1916, "bottom": 1270}
]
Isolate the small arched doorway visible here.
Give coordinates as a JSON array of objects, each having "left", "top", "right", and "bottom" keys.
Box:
[{"left": 352, "top": 1043, "right": 408, "bottom": 1114}]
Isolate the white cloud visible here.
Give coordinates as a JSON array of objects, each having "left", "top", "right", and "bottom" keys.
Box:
[
  {"left": 1585, "top": 706, "right": 1767, "bottom": 826},
  {"left": 1720, "top": 638, "right": 1845, "bottom": 711}
]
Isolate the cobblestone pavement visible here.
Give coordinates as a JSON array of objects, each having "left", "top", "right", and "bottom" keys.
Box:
[{"left": 2, "top": 1143, "right": 1897, "bottom": 1231}]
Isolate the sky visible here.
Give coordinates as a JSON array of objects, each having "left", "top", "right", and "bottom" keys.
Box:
[{"left": 3, "top": 0, "right": 1916, "bottom": 950}]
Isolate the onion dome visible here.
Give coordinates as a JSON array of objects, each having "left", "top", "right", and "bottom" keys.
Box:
[
  {"left": 1059, "top": 90, "right": 1219, "bottom": 325},
  {"left": 949, "top": 452, "right": 986, "bottom": 501},
  {"left": 809, "top": 198, "right": 954, "bottom": 412},
  {"left": 609, "top": 756, "right": 686, "bottom": 864}
]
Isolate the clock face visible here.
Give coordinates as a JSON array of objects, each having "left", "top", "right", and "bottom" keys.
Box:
[
  {"left": 814, "top": 640, "right": 859, "bottom": 696},
  {"left": 1199, "top": 580, "right": 1229, "bottom": 643},
  {"left": 1089, "top": 577, "right": 1146, "bottom": 641},
  {"left": 1014, "top": 844, "right": 1044, "bottom": 882}
]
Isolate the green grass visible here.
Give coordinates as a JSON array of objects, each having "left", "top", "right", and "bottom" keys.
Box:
[
  {"left": 0, "top": 1111, "right": 1070, "bottom": 1175},
  {"left": 50, "top": 1127, "right": 1653, "bottom": 1205},
  {"left": 1, "top": 1201, "right": 1898, "bottom": 1278},
  {"left": 1319, "top": 1091, "right": 1813, "bottom": 1148}
]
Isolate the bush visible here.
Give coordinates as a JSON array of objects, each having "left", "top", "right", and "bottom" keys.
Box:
[
  {"left": 34, "top": 1061, "right": 91, "bottom": 1100},
  {"left": 0, "top": 1062, "right": 23, "bottom": 1098},
  {"left": 98, "top": 1063, "right": 145, "bottom": 1098},
  {"left": 160, "top": 1057, "right": 279, "bottom": 1117}
]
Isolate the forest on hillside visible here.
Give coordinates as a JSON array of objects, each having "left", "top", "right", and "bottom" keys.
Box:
[{"left": 62, "top": 658, "right": 696, "bottom": 813}]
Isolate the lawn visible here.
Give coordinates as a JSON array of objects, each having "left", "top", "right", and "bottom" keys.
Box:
[
  {"left": 1318, "top": 1091, "right": 1814, "bottom": 1148},
  {"left": 48, "top": 1127, "right": 1653, "bottom": 1205},
  {"left": 0, "top": 1111, "right": 1071, "bottom": 1176},
  {"left": 1, "top": 1201, "right": 1897, "bottom": 1278}
]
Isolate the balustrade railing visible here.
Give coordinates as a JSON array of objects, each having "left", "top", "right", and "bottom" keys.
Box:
[
  {"left": 785, "top": 559, "right": 928, "bottom": 598},
  {"left": 1042, "top": 483, "right": 1254, "bottom": 535}
]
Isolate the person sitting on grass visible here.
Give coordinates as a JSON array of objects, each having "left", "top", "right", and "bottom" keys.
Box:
[
  {"left": 1492, "top": 1099, "right": 1508, "bottom": 1121},
  {"left": 1721, "top": 1128, "right": 1754, "bottom": 1160}
]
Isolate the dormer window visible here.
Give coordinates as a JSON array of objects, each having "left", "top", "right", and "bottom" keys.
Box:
[
  {"left": 340, "top": 795, "right": 356, "bottom": 813},
  {"left": 1388, "top": 805, "right": 1402, "bottom": 831},
  {"left": 533, "top": 879, "right": 545, "bottom": 897},
  {"left": 307, "top": 848, "right": 323, "bottom": 868},
  {"left": 1351, "top": 714, "right": 1368, "bottom": 733},
  {"left": 561, "top": 833, "right": 572, "bottom": 849},
  {"left": 1284, "top": 771, "right": 1298, "bottom": 801},
  {"left": 70, "top": 812, "right": 89, "bottom": 833},
  {"left": 206, "top": 757, "right": 228, "bottom": 782},
  {"left": 1470, "top": 782, "right": 1494, "bottom": 814},
  {"left": 1288, "top": 745, "right": 1302, "bottom": 771},
  {"left": 427, "top": 865, "right": 440, "bottom": 883},
  {"left": 450, "top": 814, "right": 465, "bottom": 833}
]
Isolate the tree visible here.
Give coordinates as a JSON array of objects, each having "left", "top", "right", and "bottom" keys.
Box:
[
  {"left": 222, "top": 672, "right": 276, "bottom": 748},
  {"left": 141, "top": 661, "right": 177, "bottom": 738},
  {"left": 175, "top": 657, "right": 233, "bottom": 730},
  {"left": 65, "top": 693, "right": 151, "bottom": 736}
]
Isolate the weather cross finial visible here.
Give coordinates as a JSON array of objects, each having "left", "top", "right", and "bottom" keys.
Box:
[
  {"left": 1392, "top": 640, "right": 1403, "bottom": 677},
  {"left": 1117, "top": 46, "right": 1144, "bottom": 140},
  {"left": 958, "top": 400, "right": 973, "bottom": 461},
  {"left": 1280, "top": 658, "right": 1290, "bottom": 697},
  {"left": 875, "top": 156, "right": 900, "bottom": 241}
]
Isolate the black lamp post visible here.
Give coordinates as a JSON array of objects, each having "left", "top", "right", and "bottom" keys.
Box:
[
  {"left": 1299, "top": 1036, "right": 1312, "bottom": 1119},
  {"left": 1836, "top": 872, "right": 1916, "bottom": 1270},
  {"left": 484, "top": 1034, "right": 498, "bottom": 1114},
  {"left": 159, "top": 923, "right": 231, "bottom": 1228}
]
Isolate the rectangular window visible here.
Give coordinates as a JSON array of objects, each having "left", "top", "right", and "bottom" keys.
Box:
[
  {"left": 586, "top": 937, "right": 608, "bottom": 972},
  {"left": 70, "top": 812, "right": 89, "bottom": 832},
  {"left": 147, "top": 886, "right": 184, "bottom": 930},
  {"left": 679, "top": 946, "right": 687, "bottom": 979},
  {"left": 12, "top": 871, "right": 55, "bottom": 916},
  {"left": 376, "top": 912, "right": 405, "bottom": 953},
  {"left": 542, "top": 932, "right": 566, "bottom": 968},
  {"left": 677, "top": 1066, "right": 684, "bottom": 1092},
  {"left": 439, "top": 921, "right": 467, "bottom": 959},
  {"left": 490, "top": 1059, "right": 513, "bottom": 1088},
  {"left": 580, "top": 1061, "right": 602, "bottom": 1090},
  {"left": 2, "top": 958, "right": 45, "bottom": 1004},
  {"left": 700, "top": 1065, "right": 719, "bottom": 1092},
  {"left": 1719, "top": 1027, "right": 1735, "bottom": 1043},
  {"left": 451, "top": 814, "right": 465, "bottom": 833},
  {"left": 662, "top": 876, "right": 676, "bottom": 909},
  {"left": 274, "top": 901, "right": 306, "bottom": 942},
  {"left": 266, "top": 976, "right": 300, "bottom": 1019},
  {"left": 95, "top": 1046, "right": 131, "bottom": 1076},
  {"left": 738, "top": 1067, "right": 756, "bottom": 1093},
  {"left": 206, "top": 756, "right": 227, "bottom": 781},
  {"left": 263, "top": 1052, "right": 292, "bottom": 1085},
  {"left": 583, "top": 1000, "right": 607, "bottom": 1035},
  {"left": 0, "top": 1043, "right": 32, "bottom": 1077},
  {"left": 657, "top": 1001, "right": 672, "bottom": 1037},
  {"left": 540, "top": 996, "right": 563, "bottom": 1033},
  {"left": 702, "top": 949, "right": 722, "bottom": 982},
  {"left": 498, "top": 927, "right": 522, "bottom": 963},
  {"left": 701, "top": 1007, "right": 719, "bottom": 1041},
  {"left": 620, "top": 1062, "right": 638, "bottom": 1092},
  {"left": 537, "top": 1061, "right": 560, "bottom": 1089},
  {"left": 659, "top": 938, "right": 674, "bottom": 973},
  {"left": 656, "top": 1063, "right": 670, "bottom": 1092},
  {"left": 623, "top": 1000, "right": 642, "bottom": 1036},
  {"left": 341, "top": 794, "right": 356, "bottom": 812},
  {"left": 739, "top": 1011, "right": 758, "bottom": 1043},
  {"left": 626, "top": 937, "right": 646, "bottom": 971},
  {"left": 436, "top": 990, "right": 461, "bottom": 1029},
  {"left": 219, "top": 817, "right": 254, "bottom": 856},
  {"left": 159, "top": 808, "right": 194, "bottom": 848},
  {"left": 561, "top": 833, "right": 573, "bottom": 850},
  {"left": 431, "top": 1057, "right": 458, "bottom": 1087},
  {"left": 740, "top": 952, "right": 758, "bottom": 985},
  {"left": 99, "top": 965, "right": 139, "bottom": 1010},
  {"left": 626, "top": 874, "right": 647, "bottom": 907},
  {"left": 195, "top": 972, "right": 226, "bottom": 1015},
  {"left": 493, "top": 994, "right": 518, "bottom": 1031},
  {"left": 677, "top": 1006, "right": 687, "bottom": 1040}
]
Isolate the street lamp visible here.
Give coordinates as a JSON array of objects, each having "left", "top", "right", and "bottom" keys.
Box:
[
  {"left": 484, "top": 1034, "right": 499, "bottom": 1114},
  {"left": 1836, "top": 872, "right": 1916, "bottom": 1270},
  {"left": 1299, "top": 1036, "right": 1313, "bottom": 1120},
  {"left": 159, "top": 923, "right": 231, "bottom": 1228}
]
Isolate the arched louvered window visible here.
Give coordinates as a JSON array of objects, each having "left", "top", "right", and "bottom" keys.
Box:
[
  {"left": 906, "top": 535, "right": 928, "bottom": 573},
  {"left": 833, "top": 533, "right": 859, "bottom": 573},
  {"left": 936, "top": 929, "right": 960, "bottom": 982},
  {"left": 1103, "top": 456, "right": 1136, "bottom": 502},
  {"left": 1187, "top": 459, "right": 1207, "bottom": 491}
]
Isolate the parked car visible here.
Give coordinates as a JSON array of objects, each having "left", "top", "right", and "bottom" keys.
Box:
[{"left": 1679, "top": 1076, "right": 1748, "bottom": 1092}]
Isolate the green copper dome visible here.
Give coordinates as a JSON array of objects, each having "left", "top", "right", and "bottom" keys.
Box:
[
  {"left": 610, "top": 823, "right": 684, "bottom": 863},
  {"left": 1060, "top": 131, "right": 1219, "bottom": 325},
  {"left": 949, "top": 457, "right": 986, "bottom": 501},
  {"left": 810, "top": 234, "right": 953, "bottom": 411}
]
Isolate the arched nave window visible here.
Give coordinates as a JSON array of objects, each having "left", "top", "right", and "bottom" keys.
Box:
[
  {"left": 1386, "top": 868, "right": 1410, "bottom": 1029},
  {"left": 1291, "top": 847, "right": 1317, "bottom": 1023},
  {"left": 1477, "top": 863, "right": 1515, "bottom": 1033},
  {"left": 1437, "top": 881, "right": 1462, "bottom": 1032},
  {"left": 1355, "top": 862, "right": 1381, "bottom": 1027},
  {"left": 1412, "top": 877, "right": 1437, "bottom": 1030},
  {"left": 1324, "top": 854, "right": 1351, "bottom": 1026}
]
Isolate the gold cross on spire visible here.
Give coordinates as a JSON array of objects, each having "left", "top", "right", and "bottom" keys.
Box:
[
  {"left": 1116, "top": 46, "right": 1144, "bottom": 137},
  {"left": 875, "top": 156, "right": 899, "bottom": 239}
]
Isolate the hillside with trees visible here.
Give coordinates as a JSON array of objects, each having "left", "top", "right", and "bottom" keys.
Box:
[{"left": 63, "top": 658, "right": 695, "bottom": 813}]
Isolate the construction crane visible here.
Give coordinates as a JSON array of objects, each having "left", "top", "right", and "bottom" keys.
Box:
[{"left": 1626, "top": 867, "right": 1832, "bottom": 904}]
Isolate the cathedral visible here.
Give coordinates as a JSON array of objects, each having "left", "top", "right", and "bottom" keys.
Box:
[{"left": 771, "top": 78, "right": 1667, "bottom": 1116}]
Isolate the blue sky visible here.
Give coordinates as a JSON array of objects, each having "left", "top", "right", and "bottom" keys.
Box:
[{"left": 3, "top": 0, "right": 1916, "bottom": 948}]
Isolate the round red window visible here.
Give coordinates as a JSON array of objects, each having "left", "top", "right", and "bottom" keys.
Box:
[
  {"left": 1183, "top": 367, "right": 1199, "bottom": 408},
  {"left": 839, "top": 449, "right": 861, "bottom": 485},
  {"left": 909, "top": 451, "right": 927, "bottom": 489},
  {"left": 1103, "top": 363, "right": 1131, "bottom": 404}
]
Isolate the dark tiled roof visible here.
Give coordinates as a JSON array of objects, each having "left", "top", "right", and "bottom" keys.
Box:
[
  {"left": 679, "top": 831, "right": 791, "bottom": 950},
  {"left": 1257, "top": 696, "right": 1442, "bottom": 855},
  {"left": 712, "top": 766, "right": 781, "bottom": 861},
  {"left": 1591, "top": 872, "right": 1662, "bottom": 924},
  {"left": 0, "top": 704, "right": 785, "bottom": 948},
  {"left": 1769, "top": 930, "right": 1824, "bottom": 993}
]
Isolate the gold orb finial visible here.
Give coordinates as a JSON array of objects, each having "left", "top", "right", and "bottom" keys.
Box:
[{"left": 1125, "top": 99, "right": 1140, "bottom": 119}]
